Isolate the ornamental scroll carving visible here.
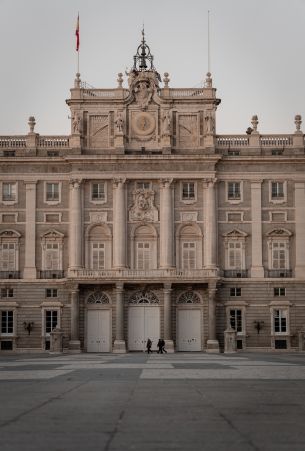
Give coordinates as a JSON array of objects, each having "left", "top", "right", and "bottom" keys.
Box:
[
  {"left": 129, "top": 189, "right": 158, "bottom": 222},
  {"left": 128, "top": 290, "right": 160, "bottom": 304}
]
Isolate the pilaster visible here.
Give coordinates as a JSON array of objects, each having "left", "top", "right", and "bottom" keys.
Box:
[
  {"left": 250, "top": 180, "right": 264, "bottom": 277},
  {"left": 69, "top": 287, "right": 81, "bottom": 352},
  {"left": 206, "top": 284, "right": 219, "bottom": 353},
  {"left": 159, "top": 179, "right": 174, "bottom": 268},
  {"left": 163, "top": 283, "right": 174, "bottom": 352},
  {"left": 295, "top": 182, "right": 305, "bottom": 278},
  {"left": 113, "top": 283, "right": 127, "bottom": 353},
  {"left": 68, "top": 179, "right": 83, "bottom": 274},
  {"left": 113, "top": 178, "right": 127, "bottom": 269},
  {"left": 23, "top": 181, "right": 37, "bottom": 279},
  {"left": 203, "top": 178, "right": 217, "bottom": 269}
]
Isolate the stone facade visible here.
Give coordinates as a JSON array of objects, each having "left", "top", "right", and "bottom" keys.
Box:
[{"left": 0, "top": 34, "right": 305, "bottom": 353}]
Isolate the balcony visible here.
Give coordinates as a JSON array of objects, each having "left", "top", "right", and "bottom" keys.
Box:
[
  {"left": 223, "top": 270, "right": 248, "bottom": 278},
  {"left": 265, "top": 269, "right": 293, "bottom": 278},
  {"left": 39, "top": 270, "right": 65, "bottom": 279},
  {"left": 0, "top": 271, "right": 20, "bottom": 279},
  {"left": 68, "top": 268, "right": 218, "bottom": 282}
]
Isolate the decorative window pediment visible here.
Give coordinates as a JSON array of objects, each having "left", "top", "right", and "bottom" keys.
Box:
[
  {"left": 41, "top": 229, "right": 64, "bottom": 241},
  {"left": 223, "top": 229, "right": 248, "bottom": 239},
  {"left": 266, "top": 228, "right": 292, "bottom": 238}
]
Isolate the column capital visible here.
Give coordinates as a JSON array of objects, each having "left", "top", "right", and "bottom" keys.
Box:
[
  {"left": 115, "top": 282, "right": 124, "bottom": 293},
  {"left": 69, "top": 178, "right": 83, "bottom": 189},
  {"left": 250, "top": 179, "right": 263, "bottom": 185},
  {"left": 202, "top": 178, "right": 217, "bottom": 188},
  {"left": 24, "top": 179, "right": 38, "bottom": 186},
  {"left": 113, "top": 177, "right": 126, "bottom": 188},
  {"left": 163, "top": 283, "right": 172, "bottom": 293},
  {"left": 159, "top": 178, "right": 173, "bottom": 188}
]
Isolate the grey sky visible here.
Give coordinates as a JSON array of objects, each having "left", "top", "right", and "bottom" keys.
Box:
[{"left": 0, "top": 0, "right": 304, "bottom": 135}]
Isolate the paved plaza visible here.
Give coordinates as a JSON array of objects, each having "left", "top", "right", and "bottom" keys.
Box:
[{"left": 1, "top": 352, "right": 305, "bottom": 450}]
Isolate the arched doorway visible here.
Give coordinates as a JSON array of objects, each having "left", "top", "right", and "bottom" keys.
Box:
[
  {"left": 176, "top": 291, "right": 202, "bottom": 351},
  {"left": 86, "top": 291, "right": 111, "bottom": 352},
  {"left": 128, "top": 290, "right": 160, "bottom": 351}
]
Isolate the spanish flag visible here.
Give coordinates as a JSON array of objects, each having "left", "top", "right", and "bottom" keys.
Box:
[{"left": 75, "top": 14, "right": 80, "bottom": 51}]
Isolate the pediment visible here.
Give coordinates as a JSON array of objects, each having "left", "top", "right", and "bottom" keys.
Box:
[
  {"left": 41, "top": 229, "right": 64, "bottom": 239},
  {"left": 266, "top": 228, "right": 292, "bottom": 237},
  {"left": 223, "top": 228, "right": 248, "bottom": 238}
]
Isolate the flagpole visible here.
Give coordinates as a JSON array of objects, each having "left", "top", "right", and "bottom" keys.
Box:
[{"left": 76, "top": 13, "right": 80, "bottom": 74}]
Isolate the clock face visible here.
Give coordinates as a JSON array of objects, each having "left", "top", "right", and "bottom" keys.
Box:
[{"left": 132, "top": 112, "right": 155, "bottom": 136}]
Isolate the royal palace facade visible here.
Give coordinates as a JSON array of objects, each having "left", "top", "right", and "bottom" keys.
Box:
[{"left": 0, "top": 34, "right": 305, "bottom": 354}]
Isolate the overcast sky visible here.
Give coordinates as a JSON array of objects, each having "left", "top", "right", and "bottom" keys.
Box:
[{"left": 0, "top": 0, "right": 304, "bottom": 135}]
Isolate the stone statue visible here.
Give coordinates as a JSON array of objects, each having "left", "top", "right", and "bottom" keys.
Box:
[
  {"left": 72, "top": 112, "right": 81, "bottom": 134},
  {"left": 115, "top": 112, "right": 124, "bottom": 133},
  {"left": 162, "top": 110, "right": 171, "bottom": 136},
  {"left": 205, "top": 111, "right": 215, "bottom": 134}
]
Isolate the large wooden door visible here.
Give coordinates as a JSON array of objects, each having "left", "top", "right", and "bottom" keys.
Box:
[
  {"left": 177, "top": 309, "right": 201, "bottom": 351},
  {"left": 87, "top": 310, "right": 111, "bottom": 352},
  {"left": 128, "top": 306, "right": 160, "bottom": 351}
]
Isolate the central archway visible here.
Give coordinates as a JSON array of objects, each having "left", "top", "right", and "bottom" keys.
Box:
[{"left": 128, "top": 290, "right": 160, "bottom": 351}]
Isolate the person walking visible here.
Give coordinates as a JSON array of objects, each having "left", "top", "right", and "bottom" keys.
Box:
[
  {"left": 157, "top": 338, "right": 163, "bottom": 354},
  {"left": 161, "top": 339, "right": 167, "bottom": 353},
  {"left": 146, "top": 338, "right": 152, "bottom": 353}
]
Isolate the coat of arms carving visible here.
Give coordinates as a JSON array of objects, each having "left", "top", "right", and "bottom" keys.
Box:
[{"left": 129, "top": 189, "right": 158, "bottom": 222}]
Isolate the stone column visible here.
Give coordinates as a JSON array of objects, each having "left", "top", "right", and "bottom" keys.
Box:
[
  {"left": 163, "top": 283, "right": 174, "bottom": 352},
  {"left": 295, "top": 182, "right": 305, "bottom": 278},
  {"left": 113, "top": 178, "right": 127, "bottom": 269},
  {"left": 250, "top": 180, "right": 264, "bottom": 277},
  {"left": 23, "top": 181, "right": 37, "bottom": 278},
  {"left": 68, "top": 179, "right": 83, "bottom": 273},
  {"left": 69, "top": 287, "right": 81, "bottom": 351},
  {"left": 206, "top": 285, "right": 219, "bottom": 353},
  {"left": 203, "top": 179, "right": 217, "bottom": 268},
  {"left": 159, "top": 179, "right": 174, "bottom": 268},
  {"left": 113, "top": 283, "right": 126, "bottom": 353}
]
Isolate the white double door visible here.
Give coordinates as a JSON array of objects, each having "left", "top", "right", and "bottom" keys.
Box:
[
  {"left": 87, "top": 309, "right": 111, "bottom": 352},
  {"left": 177, "top": 309, "right": 201, "bottom": 351},
  {"left": 128, "top": 306, "right": 160, "bottom": 351}
]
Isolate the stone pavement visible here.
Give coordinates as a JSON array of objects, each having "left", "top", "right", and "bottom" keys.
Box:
[{"left": 1, "top": 352, "right": 305, "bottom": 450}]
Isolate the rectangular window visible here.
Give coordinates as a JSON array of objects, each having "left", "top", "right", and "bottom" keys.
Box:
[
  {"left": 230, "top": 287, "right": 241, "bottom": 297},
  {"left": 45, "top": 243, "right": 59, "bottom": 270},
  {"left": 1, "top": 311, "right": 13, "bottom": 334},
  {"left": 47, "top": 151, "right": 59, "bottom": 157},
  {"left": 274, "top": 309, "right": 287, "bottom": 333},
  {"left": 228, "top": 182, "right": 241, "bottom": 200},
  {"left": 182, "top": 242, "right": 196, "bottom": 270},
  {"left": 272, "top": 242, "right": 286, "bottom": 269},
  {"left": 274, "top": 287, "right": 286, "bottom": 297},
  {"left": 91, "top": 182, "right": 105, "bottom": 201},
  {"left": 137, "top": 242, "right": 150, "bottom": 270},
  {"left": 228, "top": 242, "right": 242, "bottom": 269},
  {"left": 3, "top": 151, "right": 16, "bottom": 157},
  {"left": 271, "top": 182, "right": 284, "bottom": 199},
  {"left": 0, "top": 243, "right": 16, "bottom": 270},
  {"left": 2, "top": 183, "right": 16, "bottom": 201},
  {"left": 45, "top": 310, "right": 58, "bottom": 334},
  {"left": 136, "top": 182, "right": 151, "bottom": 190},
  {"left": 1, "top": 288, "right": 14, "bottom": 298},
  {"left": 92, "top": 243, "right": 105, "bottom": 270},
  {"left": 182, "top": 182, "right": 195, "bottom": 200},
  {"left": 228, "top": 150, "right": 240, "bottom": 156},
  {"left": 46, "top": 288, "right": 58, "bottom": 298},
  {"left": 230, "top": 309, "right": 242, "bottom": 332},
  {"left": 46, "top": 183, "right": 59, "bottom": 201},
  {"left": 272, "top": 149, "right": 283, "bottom": 156}
]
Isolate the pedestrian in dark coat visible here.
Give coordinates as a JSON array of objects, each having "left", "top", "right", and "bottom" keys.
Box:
[
  {"left": 161, "top": 339, "right": 167, "bottom": 353},
  {"left": 157, "top": 338, "right": 163, "bottom": 354},
  {"left": 146, "top": 338, "right": 152, "bottom": 353}
]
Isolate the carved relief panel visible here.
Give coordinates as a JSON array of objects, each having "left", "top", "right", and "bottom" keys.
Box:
[
  {"left": 129, "top": 188, "right": 158, "bottom": 222},
  {"left": 128, "top": 110, "right": 158, "bottom": 148},
  {"left": 178, "top": 114, "right": 199, "bottom": 147},
  {"left": 89, "top": 115, "right": 109, "bottom": 148}
]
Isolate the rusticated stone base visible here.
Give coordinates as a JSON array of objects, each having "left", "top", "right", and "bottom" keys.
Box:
[
  {"left": 68, "top": 340, "right": 81, "bottom": 353},
  {"left": 113, "top": 340, "right": 127, "bottom": 353},
  {"left": 206, "top": 339, "right": 220, "bottom": 353}
]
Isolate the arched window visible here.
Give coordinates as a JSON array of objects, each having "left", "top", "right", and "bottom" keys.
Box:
[
  {"left": 177, "top": 291, "right": 201, "bottom": 304},
  {"left": 0, "top": 230, "right": 21, "bottom": 276},
  {"left": 128, "top": 290, "right": 159, "bottom": 304},
  {"left": 176, "top": 224, "right": 202, "bottom": 270},
  {"left": 86, "top": 224, "right": 112, "bottom": 270},
  {"left": 132, "top": 224, "right": 157, "bottom": 270},
  {"left": 87, "top": 291, "right": 110, "bottom": 304}
]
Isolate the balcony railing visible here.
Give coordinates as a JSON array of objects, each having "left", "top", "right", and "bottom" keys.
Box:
[
  {"left": 0, "top": 271, "right": 20, "bottom": 279},
  {"left": 265, "top": 269, "right": 293, "bottom": 278},
  {"left": 223, "top": 270, "right": 248, "bottom": 278},
  {"left": 39, "top": 270, "right": 65, "bottom": 279},
  {"left": 68, "top": 268, "right": 218, "bottom": 280}
]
